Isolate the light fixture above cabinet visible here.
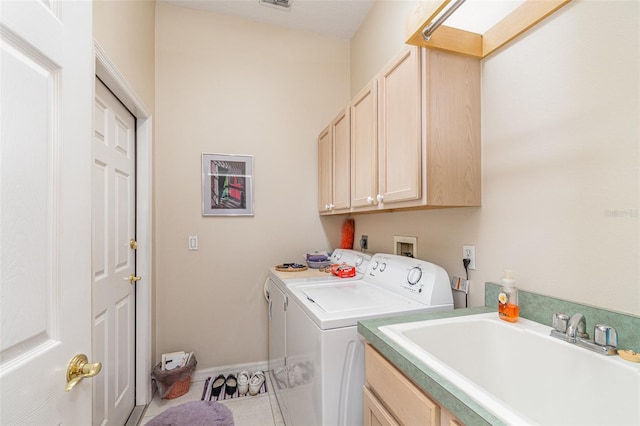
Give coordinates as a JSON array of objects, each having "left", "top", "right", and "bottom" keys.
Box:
[{"left": 406, "top": 0, "right": 571, "bottom": 58}]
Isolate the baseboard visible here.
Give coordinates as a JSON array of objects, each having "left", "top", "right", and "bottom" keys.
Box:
[{"left": 192, "top": 360, "right": 269, "bottom": 383}]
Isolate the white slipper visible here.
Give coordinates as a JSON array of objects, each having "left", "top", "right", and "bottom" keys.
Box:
[
  {"left": 237, "top": 370, "right": 250, "bottom": 396},
  {"left": 249, "top": 371, "right": 265, "bottom": 396}
]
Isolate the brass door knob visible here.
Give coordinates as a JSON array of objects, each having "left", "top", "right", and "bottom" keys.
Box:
[
  {"left": 124, "top": 274, "right": 142, "bottom": 284},
  {"left": 65, "top": 354, "right": 102, "bottom": 392}
]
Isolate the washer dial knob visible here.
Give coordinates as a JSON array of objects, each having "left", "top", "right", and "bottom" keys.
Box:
[
  {"left": 407, "top": 267, "right": 422, "bottom": 285},
  {"left": 372, "top": 261, "right": 379, "bottom": 270},
  {"left": 379, "top": 263, "right": 387, "bottom": 272},
  {"left": 355, "top": 256, "right": 363, "bottom": 266}
]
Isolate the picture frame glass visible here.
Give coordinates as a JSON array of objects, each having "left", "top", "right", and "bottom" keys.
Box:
[{"left": 202, "top": 153, "right": 254, "bottom": 216}]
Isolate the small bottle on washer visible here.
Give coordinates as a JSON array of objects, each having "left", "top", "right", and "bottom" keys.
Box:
[{"left": 498, "top": 269, "right": 519, "bottom": 322}]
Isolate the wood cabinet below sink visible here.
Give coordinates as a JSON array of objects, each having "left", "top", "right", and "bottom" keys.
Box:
[{"left": 364, "top": 344, "right": 463, "bottom": 426}]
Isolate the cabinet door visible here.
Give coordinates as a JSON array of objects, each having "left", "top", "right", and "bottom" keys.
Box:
[
  {"left": 332, "top": 108, "right": 351, "bottom": 211},
  {"left": 317, "top": 125, "right": 332, "bottom": 213},
  {"left": 365, "top": 344, "right": 440, "bottom": 425},
  {"left": 351, "top": 79, "right": 378, "bottom": 209},
  {"left": 363, "top": 386, "right": 400, "bottom": 426},
  {"left": 378, "top": 46, "right": 422, "bottom": 205}
]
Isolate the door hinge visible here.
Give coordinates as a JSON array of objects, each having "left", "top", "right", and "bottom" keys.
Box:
[{"left": 284, "top": 296, "right": 288, "bottom": 311}]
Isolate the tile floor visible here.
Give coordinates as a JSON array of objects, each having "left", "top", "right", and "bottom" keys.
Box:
[{"left": 140, "top": 372, "right": 285, "bottom": 426}]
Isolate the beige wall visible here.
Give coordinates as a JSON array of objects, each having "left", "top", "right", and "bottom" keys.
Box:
[
  {"left": 350, "top": 0, "right": 418, "bottom": 98},
  {"left": 155, "top": 3, "right": 348, "bottom": 368},
  {"left": 93, "top": 0, "right": 156, "bottom": 112},
  {"left": 350, "top": 1, "right": 639, "bottom": 314}
]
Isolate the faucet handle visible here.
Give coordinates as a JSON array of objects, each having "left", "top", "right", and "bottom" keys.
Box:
[
  {"left": 552, "top": 313, "right": 569, "bottom": 333},
  {"left": 594, "top": 325, "right": 618, "bottom": 348}
]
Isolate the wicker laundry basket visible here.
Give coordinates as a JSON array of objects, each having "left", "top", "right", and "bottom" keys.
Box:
[
  {"left": 151, "top": 354, "right": 197, "bottom": 400},
  {"left": 165, "top": 376, "right": 191, "bottom": 399}
]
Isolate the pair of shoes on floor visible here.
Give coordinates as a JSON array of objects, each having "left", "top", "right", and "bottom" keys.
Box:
[
  {"left": 211, "top": 373, "right": 237, "bottom": 397},
  {"left": 237, "top": 370, "right": 265, "bottom": 396}
]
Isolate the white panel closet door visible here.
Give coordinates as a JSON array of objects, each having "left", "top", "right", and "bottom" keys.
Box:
[
  {"left": 92, "top": 79, "right": 136, "bottom": 426},
  {"left": 0, "top": 1, "right": 94, "bottom": 424}
]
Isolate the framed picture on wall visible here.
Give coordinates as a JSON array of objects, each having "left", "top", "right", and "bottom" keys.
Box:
[{"left": 202, "top": 153, "right": 254, "bottom": 216}]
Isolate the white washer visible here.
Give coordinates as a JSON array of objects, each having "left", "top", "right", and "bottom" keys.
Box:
[
  {"left": 279, "top": 253, "right": 453, "bottom": 426},
  {"left": 266, "top": 249, "right": 372, "bottom": 425}
]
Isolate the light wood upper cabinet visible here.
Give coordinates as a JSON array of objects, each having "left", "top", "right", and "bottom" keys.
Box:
[
  {"left": 318, "top": 108, "right": 351, "bottom": 214},
  {"left": 378, "top": 46, "right": 480, "bottom": 211},
  {"left": 317, "top": 125, "right": 332, "bottom": 212},
  {"left": 425, "top": 49, "right": 481, "bottom": 207},
  {"left": 351, "top": 80, "right": 378, "bottom": 209},
  {"left": 318, "top": 44, "right": 480, "bottom": 215},
  {"left": 351, "top": 45, "right": 426, "bottom": 212},
  {"left": 378, "top": 46, "right": 422, "bottom": 206},
  {"left": 332, "top": 108, "right": 351, "bottom": 211}
]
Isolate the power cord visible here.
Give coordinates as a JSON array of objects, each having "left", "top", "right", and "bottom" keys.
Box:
[
  {"left": 463, "top": 258, "right": 470, "bottom": 279},
  {"left": 462, "top": 258, "right": 471, "bottom": 308}
]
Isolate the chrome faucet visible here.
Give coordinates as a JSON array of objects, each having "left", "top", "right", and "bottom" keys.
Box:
[
  {"left": 550, "top": 312, "right": 618, "bottom": 355},
  {"left": 565, "top": 313, "right": 589, "bottom": 343}
]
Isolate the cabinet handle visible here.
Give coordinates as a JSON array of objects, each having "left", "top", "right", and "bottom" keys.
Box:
[
  {"left": 376, "top": 194, "right": 384, "bottom": 203},
  {"left": 329, "top": 204, "right": 335, "bottom": 210},
  {"left": 367, "top": 196, "right": 374, "bottom": 205}
]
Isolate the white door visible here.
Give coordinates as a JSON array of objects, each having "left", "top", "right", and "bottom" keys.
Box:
[
  {"left": 0, "top": 1, "right": 94, "bottom": 424},
  {"left": 93, "top": 79, "right": 136, "bottom": 425}
]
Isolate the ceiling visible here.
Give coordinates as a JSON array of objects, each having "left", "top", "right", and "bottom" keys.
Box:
[{"left": 160, "top": 0, "right": 376, "bottom": 40}]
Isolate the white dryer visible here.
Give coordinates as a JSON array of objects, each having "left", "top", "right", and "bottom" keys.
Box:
[
  {"left": 266, "top": 249, "right": 371, "bottom": 425},
  {"left": 282, "top": 253, "right": 453, "bottom": 426}
]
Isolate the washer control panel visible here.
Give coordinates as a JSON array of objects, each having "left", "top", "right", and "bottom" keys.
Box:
[
  {"left": 329, "top": 249, "right": 372, "bottom": 275},
  {"left": 365, "top": 253, "right": 452, "bottom": 305}
]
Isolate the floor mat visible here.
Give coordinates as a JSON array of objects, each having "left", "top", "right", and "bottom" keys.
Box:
[
  {"left": 145, "top": 401, "right": 233, "bottom": 426},
  {"left": 201, "top": 372, "right": 268, "bottom": 401}
]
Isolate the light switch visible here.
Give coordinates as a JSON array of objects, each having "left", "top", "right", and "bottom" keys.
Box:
[{"left": 188, "top": 236, "right": 198, "bottom": 251}]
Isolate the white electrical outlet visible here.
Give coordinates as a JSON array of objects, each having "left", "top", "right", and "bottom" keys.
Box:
[{"left": 463, "top": 245, "right": 476, "bottom": 270}]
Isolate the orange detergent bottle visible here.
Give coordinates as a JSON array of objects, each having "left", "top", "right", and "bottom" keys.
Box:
[{"left": 498, "top": 269, "right": 519, "bottom": 322}]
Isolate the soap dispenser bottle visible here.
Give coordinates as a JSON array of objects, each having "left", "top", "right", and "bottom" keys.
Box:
[{"left": 498, "top": 269, "right": 519, "bottom": 322}]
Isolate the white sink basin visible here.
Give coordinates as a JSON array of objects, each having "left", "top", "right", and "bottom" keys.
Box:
[{"left": 380, "top": 313, "right": 640, "bottom": 425}]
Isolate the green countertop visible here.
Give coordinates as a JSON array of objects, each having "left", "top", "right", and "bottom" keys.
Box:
[
  {"left": 358, "top": 285, "right": 640, "bottom": 425},
  {"left": 357, "top": 307, "right": 505, "bottom": 426}
]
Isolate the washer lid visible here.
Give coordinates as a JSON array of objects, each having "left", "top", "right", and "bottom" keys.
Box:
[{"left": 301, "top": 282, "right": 412, "bottom": 314}]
